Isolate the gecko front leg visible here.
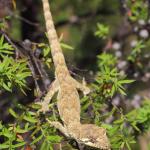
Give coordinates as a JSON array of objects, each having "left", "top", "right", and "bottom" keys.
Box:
[
  {"left": 71, "top": 78, "right": 90, "bottom": 96},
  {"left": 38, "top": 79, "right": 59, "bottom": 113}
]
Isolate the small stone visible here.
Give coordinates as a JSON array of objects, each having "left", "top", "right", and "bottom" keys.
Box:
[
  {"left": 89, "top": 70, "right": 94, "bottom": 76},
  {"left": 144, "top": 54, "right": 150, "bottom": 58},
  {"left": 115, "top": 51, "right": 122, "bottom": 58},
  {"left": 120, "top": 70, "right": 125, "bottom": 76},
  {"left": 45, "top": 79, "right": 51, "bottom": 86},
  {"left": 117, "top": 61, "right": 127, "bottom": 69},
  {"left": 139, "top": 29, "right": 149, "bottom": 38},
  {"left": 142, "top": 76, "right": 149, "bottom": 82},
  {"left": 105, "top": 116, "right": 114, "bottom": 124},
  {"left": 134, "top": 95, "right": 141, "bottom": 101},
  {"left": 112, "top": 42, "right": 121, "bottom": 50},
  {"left": 112, "top": 96, "right": 120, "bottom": 106},
  {"left": 133, "top": 72, "right": 139, "bottom": 78},
  {"left": 138, "top": 19, "right": 145, "bottom": 25},
  {"left": 134, "top": 26, "right": 138, "bottom": 32},
  {"left": 130, "top": 40, "right": 137, "bottom": 47},
  {"left": 131, "top": 95, "right": 141, "bottom": 108},
  {"left": 145, "top": 73, "right": 150, "bottom": 79},
  {"left": 70, "top": 15, "right": 78, "bottom": 23}
]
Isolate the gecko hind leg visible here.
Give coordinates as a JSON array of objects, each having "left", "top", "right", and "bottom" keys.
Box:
[
  {"left": 38, "top": 80, "right": 59, "bottom": 113},
  {"left": 46, "top": 119, "right": 69, "bottom": 137}
]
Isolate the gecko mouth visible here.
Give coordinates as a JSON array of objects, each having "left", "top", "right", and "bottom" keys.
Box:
[{"left": 80, "top": 138, "right": 110, "bottom": 149}]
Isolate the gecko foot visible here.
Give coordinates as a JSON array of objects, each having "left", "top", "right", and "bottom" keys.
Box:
[
  {"left": 37, "top": 101, "right": 50, "bottom": 113},
  {"left": 72, "top": 78, "right": 90, "bottom": 96},
  {"left": 37, "top": 80, "right": 59, "bottom": 113}
]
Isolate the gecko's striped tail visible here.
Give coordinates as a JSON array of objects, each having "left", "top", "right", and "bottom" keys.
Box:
[{"left": 42, "top": 0, "right": 67, "bottom": 69}]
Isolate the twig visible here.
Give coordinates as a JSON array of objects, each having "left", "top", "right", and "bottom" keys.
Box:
[{"left": 13, "top": 14, "right": 39, "bottom": 27}]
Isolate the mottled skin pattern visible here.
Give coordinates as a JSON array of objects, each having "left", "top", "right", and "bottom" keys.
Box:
[{"left": 40, "top": 0, "right": 110, "bottom": 149}]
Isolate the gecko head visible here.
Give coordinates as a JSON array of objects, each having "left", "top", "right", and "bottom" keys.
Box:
[{"left": 79, "top": 124, "right": 110, "bottom": 149}]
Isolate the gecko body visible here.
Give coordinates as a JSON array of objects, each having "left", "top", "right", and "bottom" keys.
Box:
[{"left": 40, "top": 0, "right": 110, "bottom": 149}]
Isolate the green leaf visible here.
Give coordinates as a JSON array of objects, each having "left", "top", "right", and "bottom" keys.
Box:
[
  {"left": 9, "top": 108, "right": 18, "bottom": 118},
  {"left": 118, "top": 80, "right": 135, "bottom": 84},
  {"left": 114, "top": 118, "right": 124, "bottom": 124},
  {"left": 40, "top": 140, "right": 49, "bottom": 150},
  {"left": 23, "top": 115, "right": 38, "bottom": 123},
  {"left": 111, "top": 85, "right": 116, "bottom": 97},
  {"left": 2, "top": 82, "right": 12, "bottom": 92},
  {"left": 0, "top": 144, "right": 10, "bottom": 149},
  {"left": 31, "top": 134, "right": 43, "bottom": 145},
  {"left": 95, "top": 23, "right": 109, "bottom": 39},
  {"left": 15, "top": 126, "right": 28, "bottom": 134},
  {"left": 46, "top": 135, "right": 62, "bottom": 143},
  {"left": 81, "top": 101, "right": 91, "bottom": 111},
  {"left": 2, "top": 128, "right": 13, "bottom": 138},
  {"left": 118, "top": 88, "right": 126, "bottom": 96},
  {"left": 126, "top": 141, "right": 131, "bottom": 150},
  {"left": 61, "top": 42, "right": 74, "bottom": 50},
  {"left": 29, "top": 103, "right": 41, "bottom": 109},
  {"left": 43, "top": 46, "right": 51, "bottom": 57},
  {"left": 0, "top": 122, "right": 3, "bottom": 130},
  {"left": 131, "top": 123, "right": 140, "bottom": 132},
  {"left": 0, "top": 36, "right": 4, "bottom": 45},
  {"left": 12, "top": 141, "right": 26, "bottom": 148}
]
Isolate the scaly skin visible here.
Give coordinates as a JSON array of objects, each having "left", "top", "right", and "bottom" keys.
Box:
[{"left": 40, "top": 0, "right": 110, "bottom": 149}]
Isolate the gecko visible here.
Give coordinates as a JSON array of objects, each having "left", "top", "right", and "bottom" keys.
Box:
[{"left": 39, "top": 0, "right": 110, "bottom": 149}]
